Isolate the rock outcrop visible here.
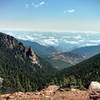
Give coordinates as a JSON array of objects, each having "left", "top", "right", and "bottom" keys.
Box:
[
  {"left": 26, "top": 47, "right": 38, "bottom": 64},
  {"left": 0, "top": 32, "right": 38, "bottom": 64},
  {"left": 0, "top": 32, "right": 57, "bottom": 92},
  {"left": 0, "top": 32, "right": 17, "bottom": 49},
  {"left": 40, "top": 85, "right": 60, "bottom": 96},
  {"left": 89, "top": 81, "right": 100, "bottom": 99},
  {"left": 1, "top": 86, "right": 89, "bottom": 100}
]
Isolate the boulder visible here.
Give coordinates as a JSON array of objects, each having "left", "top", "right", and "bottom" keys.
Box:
[
  {"left": 45, "top": 85, "right": 60, "bottom": 96},
  {"left": 89, "top": 81, "right": 100, "bottom": 99}
]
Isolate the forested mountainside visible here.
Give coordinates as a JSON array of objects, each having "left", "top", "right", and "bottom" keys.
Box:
[
  {"left": 21, "top": 40, "right": 57, "bottom": 57},
  {"left": 21, "top": 40, "right": 84, "bottom": 70},
  {"left": 1, "top": 32, "right": 100, "bottom": 94},
  {"left": 54, "top": 53, "right": 100, "bottom": 89},
  {"left": 47, "top": 52, "right": 84, "bottom": 70},
  {"left": 71, "top": 45, "right": 100, "bottom": 58},
  {"left": 0, "top": 32, "right": 57, "bottom": 92}
]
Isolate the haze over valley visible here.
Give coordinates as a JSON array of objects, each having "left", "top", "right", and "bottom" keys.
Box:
[
  {"left": 4, "top": 31, "right": 100, "bottom": 52},
  {"left": 0, "top": 0, "right": 100, "bottom": 99}
]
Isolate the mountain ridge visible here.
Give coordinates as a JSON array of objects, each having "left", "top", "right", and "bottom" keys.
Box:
[
  {"left": 55, "top": 53, "right": 100, "bottom": 89},
  {"left": 48, "top": 52, "right": 84, "bottom": 70},
  {"left": 71, "top": 45, "right": 100, "bottom": 58},
  {"left": 0, "top": 32, "right": 56, "bottom": 92},
  {"left": 21, "top": 40, "right": 85, "bottom": 70},
  {"left": 21, "top": 40, "right": 57, "bottom": 57}
]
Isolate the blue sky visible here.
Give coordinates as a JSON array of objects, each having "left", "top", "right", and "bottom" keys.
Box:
[{"left": 0, "top": 0, "right": 100, "bottom": 32}]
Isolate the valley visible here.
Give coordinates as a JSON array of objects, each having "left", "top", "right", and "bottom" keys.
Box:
[
  {"left": 0, "top": 0, "right": 100, "bottom": 99},
  {"left": 0, "top": 32, "right": 57, "bottom": 92},
  {"left": 0, "top": 32, "right": 100, "bottom": 100}
]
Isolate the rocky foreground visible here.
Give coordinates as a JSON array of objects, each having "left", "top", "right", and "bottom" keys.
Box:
[{"left": 0, "top": 85, "right": 89, "bottom": 100}]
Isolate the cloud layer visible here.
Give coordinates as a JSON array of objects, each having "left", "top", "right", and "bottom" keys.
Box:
[
  {"left": 25, "top": 1, "right": 46, "bottom": 8},
  {"left": 5, "top": 31, "right": 100, "bottom": 52},
  {"left": 64, "top": 9, "right": 75, "bottom": 14}
]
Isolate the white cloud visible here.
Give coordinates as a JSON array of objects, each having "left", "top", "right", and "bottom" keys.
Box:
[
  {"left": 83, "top": 43, "right": 99, "bottom": 47},
  {"left": 38, "top": 38, "right": 59, "bottom": 46},
  {"left": 4, "top": 31, "right": 100, "bottom": 51},
  {"left": 32, "top": 1, "right": 45, "bottom": 8},
  {"left": 89, "top": 40, "right": 100, "bottom": 43},
  {"left": 68, "top": 9, "right": 75, "bottom": 13},
  {"left": 73, "top": 35, "right": 82, "bottom": 40},
  {"left": 63, "top": 40, "right": 79, "bottom": 44},
  {"left": 39, "top": 1, "right": 45, "bottom": 6},
  {"left": 64, "top": 9, "right": 75, "bottom": 14}
]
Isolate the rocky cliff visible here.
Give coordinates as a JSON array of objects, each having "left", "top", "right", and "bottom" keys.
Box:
[
  {"left": 0, "top": 32, "right": 38, "bottom": 64},
  {"left": 0, "top": 32, "right": 56, "bottom": 92}
]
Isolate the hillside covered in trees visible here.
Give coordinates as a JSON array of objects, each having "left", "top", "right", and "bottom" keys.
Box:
[
  {"left": 0, "top": 32, "right": 100, "bottom": 94},
  {"left": 54, "top": 53, "right": 100, "bottom": 89},
  {"left": 0, "top": 32, "right": 57, "bottom": 92}
]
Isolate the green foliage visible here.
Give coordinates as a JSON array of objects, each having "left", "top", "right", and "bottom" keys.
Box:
[
  {"left": 1, "top": 32, "right": 100, "bottom": 92},
  {"left": 47, "top": 58, "right": 72, "bottom": 70},
  {"left": 0, "top": 32, "right": 57, "bottom": 92},
  {"left": 55, "top": 53, "right": 100, "bottom": 89}
]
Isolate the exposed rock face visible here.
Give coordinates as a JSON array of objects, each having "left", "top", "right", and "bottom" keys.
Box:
[
  {"left": 0, "top": 32, "right": 38, "bottom": 64},
  {"left": 26, "top": 47, "right": 38, "bottom": 64},
  {"left": 89, "top": 81, "right": 100, "bottom": 99},
  {"left": 43, "top": 85, "right": 60, "bottom": 96},
  {"left": 0, "top": 32, "right": 57, "bottom": 92},
  {"left": 0, "top": 32, "right": 17, "bottom": 48}
]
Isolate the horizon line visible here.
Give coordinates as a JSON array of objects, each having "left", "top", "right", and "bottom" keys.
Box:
[{"left": 0, "top": 28, "right": 100, "bottom": 33}]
